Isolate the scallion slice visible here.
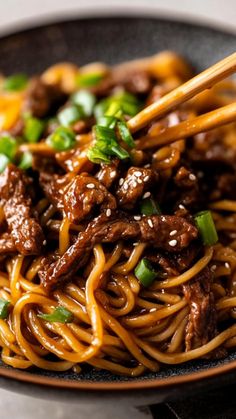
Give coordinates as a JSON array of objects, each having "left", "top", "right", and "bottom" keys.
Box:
[
  {"left": 24, "top": 117, "right": 45, "bottom": 143},
  {"left": 46, "top": 127, "right": 76, "bottom": 151},
  {"left": 76, "top": 72, "right": 103, "bottom": 88},
  {"left": 38, "top": 306, "right": 73, "bottom": 323},
  {"left": 194, "top": 210, "right": 218, "bottom": 246},
  {"left": 0, "top": 299, "right": 10, "bottom": 319},
  {"left": 3, "top": 73, "right": 28, "bottom": 91},
  {"left": 58, "top": 105, "right": 84, "bottom": 127},
  {"left": 71, "top": 90, "right": 96, "bottom": 117},
  {"left": 98, "top": 115, "right": 117, "bottom": 129},
  {"left": 135, "top": 258, "right": 157, "bottom": 287},
  {"left": 87, "top": 146, "right": 110, "bottom": 164},
  {"left": 0, "top": 154, "right": 10, "bottom": 173},
  {"left": 140, "top": 198, "right": 161, "bottom": 216},
  {"left": 94, "top": 125, "right": 117, "bottom": 142},
  {"left": 19, "top": 151, "right": 33, "bottom": 170},
  {"left": 117, "top": 121, "right": 135, "bottom": 148},
  {"left": 0, "top": 135, "right": 17, "bottom": 159}
]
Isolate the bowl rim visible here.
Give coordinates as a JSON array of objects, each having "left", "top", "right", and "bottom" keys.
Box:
[{"left": 0, "top": 14, "right": 236, "bottom": 393}]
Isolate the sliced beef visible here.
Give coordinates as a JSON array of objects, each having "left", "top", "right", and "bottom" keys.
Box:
[
  {"left": 39, "top": 212, "right": 198, "bottom": 292},
  {"left": 0, "top": 232, "right": 16, "bottom": 254},
  {"left": 96, "top": 159, "right": 120, "bottom": 189},
  {"left": 183, "top": 266, "right": 217, "bottom": 351},
  {"left": 0, "top": 165, "right": 44, "bottom": 255},
  {"left": 39, "top": 172, "right": 64, "bottom": 210},
  {"left": 24, "top": 78, "right": 66, "bottom": 118},
  {"left": 116, "top": 167, "right": 157, "bottom": 210},
  {"left": 63, "top": 174, "right": 117, "bottom": 222},
  {"left": 173, "top": 166, "right": 200, "bottom": 209}
]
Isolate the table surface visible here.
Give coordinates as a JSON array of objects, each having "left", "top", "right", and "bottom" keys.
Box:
[{"left": 0, "top": 1, "right": 235, "bottom": 418}]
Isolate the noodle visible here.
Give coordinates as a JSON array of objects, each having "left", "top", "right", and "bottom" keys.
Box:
[{"left": 0, "top": 51, "right": 236, "bottom": 378}]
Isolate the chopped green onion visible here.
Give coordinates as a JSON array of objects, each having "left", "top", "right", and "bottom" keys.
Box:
[
  {"left": 114, "top": 91, "right": 141, "bottom": 116},
  {"left": 87, "top": 146, "right": 110, "bottom": 164},
  {"left": 110, "top": 144, "right": 129, "bottom": 159},
  {"left": 19, "top": 151, "right": 33, "bottom": 170},
  {"left": 0, "top": 299, "right": 10, "bottom": 319},
  {"left": 94, "top": 99, "right": 108, "bottom": 121},
  {"left": 46, "top": 127, "right": 76, "bottom": 151},
  {"left": 0, "top": 154, "right": 10, "bottom": 173},
  {"left": 24, "top": 117, "right": 45, "bottom": 143},
  {"left": 38, "top": 306, "right": 73, "bottom": 323},
  {"left": 98, "top": 115, "right": 117, "bottom": 129},
  {"left": 94, "top": 125, "right": 117, "bottom": 142},
  {"left": 3, "top": 73, "right": 28, "bottom": 91},
  {"left": 194, "top": 210, "right": 218, "bottom": 246},
  {"left": 140, "top": 198, "right": 161, "bottom": 216},
  {"left": 58, "top": 105, "right": 84, "bottom": 127},
  {"left": 135, "top": 258, "right": 157, "bottom": 287},
  {"left": 117, "top": 121, "right": 135, "bottom": 148},
  {"left": 0, "top": 135, "right": 17, "bottom": 159},
  {"left": 105, "top": 102, "right": 122, "bottom": 117},
  {"left": 71, "top": 90, "right": 96, "bottom": 117},
  {"left": 76, "top": 72, "right": 104, "bottom": 88}
]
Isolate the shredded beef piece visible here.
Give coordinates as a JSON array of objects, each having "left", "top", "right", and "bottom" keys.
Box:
[
  {"left": 39, "top": 172, "right": 64, "bottom": 210},
  {"left": 63, "top": 174, "right": 117, "bottom": 222},
  {"left": 183, "top": 266, "right": 217, "bottom": 351},
  {"left": 173, "top": 166, "right": 200, "bottom": 209},
  {"left": 39, "top": 212, "right": 198, "bottom": 292},
  {"left": 55, "top": 145, "right": 94, "bottom": 173},
  {"left": 96, "top": 159, "right": 120, "bottom": 189},
  {"left": 116, "top": 167, "right": 157, "bottom": 210},
  {"left": 146, "top": 252, "right": 179, "bottom": 276},
  {"left": 24, "top": 78, "right": 66, "bottom": 118},
  {"left": 0, "top": 232, "right": 16, "bottom": 254},
  {"left": 0, "top": 165, "right": 44, "bottom": 255}
]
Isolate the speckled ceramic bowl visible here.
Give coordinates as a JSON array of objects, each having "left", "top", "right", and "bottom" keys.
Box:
[{"left": 0, "top": 16, "right": 236, "bottom": 405}]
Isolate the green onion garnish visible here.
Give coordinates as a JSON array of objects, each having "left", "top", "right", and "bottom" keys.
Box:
[
  {"left": 38, "top": 306, "right": 73, "bottom": 323},
  {"left": 58, "top": 105, "right": 84, "bottom": 128},
  {"left": 71, "top": 90, "right": 96, "bottom": 117},
  {"left": 117, "top": 121, "right": 135, "bottom": 148},
  {"left": 135, "top": 258, "right": 157, "bottom": 287},
  {"left": 19, "top": 151, "right": 33, "bottom": 170},
  {"left": 76, "top": 72, "right": 104, "bottom": 88},
  {"left": 3, "top": 73, "right": 28, "bottom": 91},
  {"left": 87, "top": 146, "right": 110, "bottom": 164},
  {"left": 98, "top": 115, "right": 117, "bottom": 129},
  {"left": 194, "top": 210, "right": 218, "bottom": 246},
  {"left": 0, "top": 135, "right": 17, "bottom": 159},
  {"left": 140, "top": 198, "right": 161, "bottom": 216},
  {"left": 0, "top": 299, "right": 10, "bottom": 319},
  {"left": 0, "top": 154, "right": 10, "bottom": 173},
  {"left": 24, "top": 117, "right": 45, "bottom": 143},
  {"left": 105, "top": 102, "right": 122, "bottom": 117},
  {"left": 46, "top": 127, "right": 76, "bottom": 151},
  {"left": 94, "top": 125, "right": 117, "bottom": 142}
]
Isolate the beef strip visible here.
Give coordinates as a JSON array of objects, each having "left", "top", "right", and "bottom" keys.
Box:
[
  {"left": 116, "top": 167, "right": 157, "bottom": 210},
  {"left": 39, "top": 172, "right": 64, "bottom": 210},
  {"left": 63, "top": 174, "right": 117, "bottom": 222},
  {"left": 0, "top": 165, "right": 44, "bottom": 255},
  {"left": 173, "top": 166, "right": 200, "bottom": 209},
  {"left": 24, "top": 78, "right": 66, "bottom": 118},
  {"left": 39, "top": 212, "right": 198, "bottom": 292},
  {"left": 183, "top": 266, "right": 217, "bottom": 351},
  {"left": 95, "top": 159, "right": 120, "bottom": 189},
  {"left": 0, "top": 232, "right": 16, "bottom": 254}
]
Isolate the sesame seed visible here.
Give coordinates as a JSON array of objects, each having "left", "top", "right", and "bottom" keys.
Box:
[
  {"left": 87, "top": 183, "right": 95, "bottom": 189},
  {"left": 43, "top": 240, "right": 47, "bottom": 246},
  {"left": 169, "top": 239, "right": 177, "bottom": 247},
  {"left": 225, "top": 262, "right": 230, "bottom": 269},
  {"left": 189, "top": 174, "right": 196, "bottom": 181},
  {"left": 144, "top": 164, "right": 151, "bottom": 168},
  {"left": 137, "top": 178, "right": 142, "bottom": 184},
  {"left": 123, "top": 183, "right": 129, "bottom": 190},
  {"left": 134, "top": 215, "right": 141, "bottom": 221},
  {"left": 211, "top": 264, "right": 217, "bottom": 271},
  {"left": 150, "top": 308, "right": 157, "bottom": 313},
  {"left": 110, "top": 171, "right": 116, "bottom": 178},
  {"left": 106, "top": 209, "right": 111, "bottom": 217},
  {"left": 119, "top": 178, "right": 124, "bottom": 186},
  {"left": 179, "top": 204, "right": 185, "bottom": 209},
  {"left": 148, "top": 219, "right": 154, "bottom": 228},
  {"left": 143, "top": 192, "right": 151, "bottom": 199},
  {"left": 144, "top": 175, "right": 149, "bottom": 182},
  {"left": 170, "top": 230, "right": 177, "bottom": 236},
  {"left": 132, "top": 181, "right": 138, "bottom": 188},
  {"left": 133, "top": 242, "right": 139, "bottom": 246},
  {"left": 134, "top": 171, "right": 142, "bottom": 177}
]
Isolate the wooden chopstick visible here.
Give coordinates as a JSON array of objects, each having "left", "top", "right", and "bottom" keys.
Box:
[
  {"left": 136, "top": 101, "right": 236, "bottom": 149},
  {"left": 127, "top": 52, "right": 236, "bottom": 133}
]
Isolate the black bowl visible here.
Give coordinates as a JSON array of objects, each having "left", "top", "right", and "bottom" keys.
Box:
[{"left": 0, "top": 16, "right": 236, "bottom": 405}]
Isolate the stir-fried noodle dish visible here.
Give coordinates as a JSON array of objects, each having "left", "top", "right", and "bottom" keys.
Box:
[{"left": 0, "top": 51, "right": 236, "bottom": 377}]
